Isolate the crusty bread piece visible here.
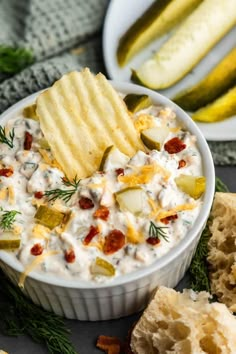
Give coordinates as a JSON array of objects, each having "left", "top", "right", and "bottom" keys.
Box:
[
  {"left": 0, "top": 351, "right": 8, "bottom": 354},
  {"left": 131, "top": 286, "right": 236, "bottom": 354},
  {"left": 207, "top": 192, "right": 236, "bottom": 312}
]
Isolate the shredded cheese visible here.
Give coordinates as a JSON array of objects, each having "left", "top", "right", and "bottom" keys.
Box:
[
  {"left": 18, "top": 250, "right": 59, "bottom": 288},
  {"left": 157, "top": 203, "right": 197, "bottom": 221},
  {"left": 8, "top": 185, "right": 15, "bottom": 205},
  {"left": 118, "top": 163, "right": 170, "bottom": 186},
  {"left": 126, "top": 221, "right": 144, "bottom": 244}
]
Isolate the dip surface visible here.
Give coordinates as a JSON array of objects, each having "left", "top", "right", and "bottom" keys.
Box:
[{"left": 0, "top": 100, "right": 204, "bottom": 283}]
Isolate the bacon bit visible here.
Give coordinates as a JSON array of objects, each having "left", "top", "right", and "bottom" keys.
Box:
[
  {"left": 115, "top": 168, "right": 124, "bottom": 176},
  {"left": 0, "top": 168, "right": 13, "bottom": 177},
  {"left": 83, "top": 225, "right": 99, "bottom": 245},
  {"left": 104, "top": 229, "right": 125, "bottom": 255},
  {"left": 160, "top": 214, "right": 178, "bottom": 225},
  {"left": 64, "top": 249, "right": 76, "bottom": 263},
  {"left": 96, "top": 335, "right": 122, "bottom": 354},
  {"left": 24, "top": 131, "right": 33, "bottom": 150},
  {"left": 79, "top": 196, "right": 94, "bottom": 209},
  {"left": 178, "top": 159, "right": 186, "bottom": 169},
  {"left": 94, "top": 206, "right": 110, "bottom": 221},
  {"left": 164, "top": 137, "right": 186, "bottom": 154},
  {"left": 31, "top": 243, "right": 44, "bottom": 256},
  {"left": 34, "top": 191, "right": 44, "bottom": 199},
  {"left": 146, "top": 237, "right": 161, "bottom": 246}
]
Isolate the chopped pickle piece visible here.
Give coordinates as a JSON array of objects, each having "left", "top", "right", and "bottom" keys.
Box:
[
  {"left": 175, "top": 174, "right": 206, "bottom": 199},
  {"left": 34, "top": 205, "right": 65, "bottom": 230},
  {"left": 90, "top": 257, "right": 115, "bottom": 276},
  {"left": 115, "top": 187, "right": 147, "bottom": 215},
  {"left": 117, "top": 0, "right": 203, "bottom": 67},
  {"left": 99, "top": 145, "right": 129, "bottom": 171},
  {"left": 23, "top": 104, "right": 38, "bottom": 120},
  {"left": 37, "top": 138, "right": 50, "bottom": 150},
  {"left": 191, "top": 86, "right": 236, "bottom": 123},
  {"left": 124, "top": 94, "right": 152, "bottom": 113},
  {"left": 0, "top": 233, "right": 21, "bottom": 249},
  {"left": 140, "top": 126, "right": 170, "bottom": 151},
  {"left": 173, "top": 48, "right": 236, "bottom": 111}
]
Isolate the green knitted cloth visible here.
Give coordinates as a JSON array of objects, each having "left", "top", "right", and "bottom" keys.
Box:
[{"left": 0, "top": 0, "right": 235, "bottom": 164}]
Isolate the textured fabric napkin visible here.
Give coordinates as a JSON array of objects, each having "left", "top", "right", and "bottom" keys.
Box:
[{"left": 0, "top": 0, "right": 235, "bottom": 165}]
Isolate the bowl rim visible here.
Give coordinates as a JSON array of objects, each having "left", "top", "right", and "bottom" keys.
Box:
[{"left": 0, "top": 80, "right": 215, "bottom": 290}]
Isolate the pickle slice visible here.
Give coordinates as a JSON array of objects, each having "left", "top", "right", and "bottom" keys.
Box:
[
  {"left": 131, "top": 0, "right": 236, "bottom": 89},
  {"left": 140, "top": 126, "right": 170, "bottom": 151},
  {"left": 37, "top": 138, "right": 50, "bottom": 150},
  {"left": 124, "top": 94, "right": 152, "bottom": 113},
  {"left": 0, "top": 233, "right": 21, "bottom": 249},
  {"left": 99, "top": 145, "right": 129, "bottom": 171},
  {"left": 175, "top": 174, "right": 206, "bottom": 199},
  {"left": 192, "top": 86, "right": 236, "bottom": 123},
  {"left": 90, "top": 257, "right": 115, "bottom": 276},
  {"left": 23, "top": 104, "right": 38, "bottom": 120},
  {"left": 173, "top": 48, "right": 236, "bottom": 111},
  {"left": 34, "top": 205, "right": 65, "bottom": 230},
  {"left": 117, "top": 0, "right": 203, "bottom": 67},
  {"left": 115, "top": 187, "right": 147, "bottom": 215}
]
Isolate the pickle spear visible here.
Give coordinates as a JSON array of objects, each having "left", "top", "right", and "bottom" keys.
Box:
[
  {"left": 132, "top": 0, "right": 236, "bottom": 89},
  {"left": 173, "top": 48, "right": 236, "bottom": 111},
  {"left": 175, "top": 175, "right": 206, "bottom": 199},
  {"left": 192, "top": 86, "right": 236, "bottom": 123},
  {"left": 117, "top": 0, "right": 203, "bottom": 67}
]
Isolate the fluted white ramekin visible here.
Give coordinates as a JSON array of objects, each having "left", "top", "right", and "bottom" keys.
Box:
[{"left": 0, "top": 81, "right": 215, "bottom": 321}]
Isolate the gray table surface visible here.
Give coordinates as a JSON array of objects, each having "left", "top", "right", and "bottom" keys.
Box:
[{"left": 0, "top": 165, "right": 235, "bottom": 354}]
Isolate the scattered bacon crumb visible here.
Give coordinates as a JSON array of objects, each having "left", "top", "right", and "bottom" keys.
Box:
[
  {"left": 103, "top": 229, "right": 125, "bottom": 255},
  {"left": 34, "top": 191, "right": 44, "bottom": 199},
  {"left": 83, "top": 225, "right": 99, "bottom": 245},
  {"left": 31, "top": 243, "right": 44, "bottom": 256},
  {"left": 64, "top": 249, "right": 76, "bottom": 263},
  {"left": 93, "top": 206, "right": 110, "bottom": 221},
  {"left": 115, "top": 168, "right": 124, "bottom": 176},
  {"left": 146, "top": 237, "right": 161, "bottom": 246},
  {"left": 0, "top": 168, "right": 13, "bottom": 177},
  {"left": 164, "top": 137, "right": 186, "bottom": 154},
  {"left": 160, "top": 214, "right": 178, "bottom": 225},
  {"left": 24, "top": 131, "right": 33, "bottom": 150},
  {"left": 96, "top": 335, "right": 122, "bottom": 354},
  {"left": 79, "top": 196, "right": 94, "bottom": 209},
  {"left": 178, "top": 159, "right": 186, "bottom": 169}
]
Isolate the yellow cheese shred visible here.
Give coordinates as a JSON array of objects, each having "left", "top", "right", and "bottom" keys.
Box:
[
  {"left": 156, "top": 203, "right": 197, "bottom": 221},
  {"left": 18, "top": 250, "right": 59, "bottom": 288},
  {"left": 8, "top": 185, "right": 15, "bottom": 205},
  {"left": 38, "top": 149, "right": 62, "bottom": 170},
  {"left": 118, "top": 163, "right": 170, "bottom": 186},
  {"left": 126, "top": 221, "right": 144, "bottom": 244}
]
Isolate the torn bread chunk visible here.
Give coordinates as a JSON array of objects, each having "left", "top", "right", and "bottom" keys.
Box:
[
  {"left": 131, "top": 286, "right": 236, "bottom": 354},
  {"left": 207, "top": 192, "right": 236, "bottom": 312}
]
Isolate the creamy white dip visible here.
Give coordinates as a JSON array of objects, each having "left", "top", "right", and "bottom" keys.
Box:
[{"left": 0, "top": 102, "right": 204, "bottom": 283}]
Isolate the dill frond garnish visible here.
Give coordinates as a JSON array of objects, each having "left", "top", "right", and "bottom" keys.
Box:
[
  {"left": 0, "top": 270, "right": 77, "bottom": 354},
  {"left": 149, "top": 221, "right": 169, "bottom": 242},
  {"left": 189, "top": 177, "right": 229, "bottom": 292},
  {"left": 0, "top": 125, "right": 15, "bottom": 148},
  {"left": 0, "top": 46, "right": 34, "bottom": 74},
  {"left": 0, "top": 208, "right": 21, "bottom": 230},
  {"left": 44, "top": 176, "right": 80, "bottom": 203}
]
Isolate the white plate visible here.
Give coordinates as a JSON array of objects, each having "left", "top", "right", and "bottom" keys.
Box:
[{"left": 103, "top": 0, "right": 236, "bottom": 141}]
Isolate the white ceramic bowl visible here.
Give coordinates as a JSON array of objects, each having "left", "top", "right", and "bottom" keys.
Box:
[{"left": 0, "top": 82, "right": 215, "bottom": 321}]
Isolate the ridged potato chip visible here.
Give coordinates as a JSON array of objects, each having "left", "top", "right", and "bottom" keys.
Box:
[{"left": 36, "top": 68, "right": 144, "bottom": 179}]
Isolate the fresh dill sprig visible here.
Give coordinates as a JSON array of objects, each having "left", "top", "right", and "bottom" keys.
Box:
[
  {"left": 0, "top": 270, "right": 78, "bottom": 354},
  {"left": 0, "top": 46, "right": 34, "bottom": 74},
  {"left": 189, "top": 177, "right": 229, "bottom": 292},
  {"left": 0, "top": 125, "right": 15, "bottom": 148},
  {"left": 149, "top": 221, "right": 169, "bottom": 242},
  {"left": 44, "top": 176, "right": 80, "bottom": 203},
  {"left": 0, "top": 208, "right": 21, "bottom": 230}
]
